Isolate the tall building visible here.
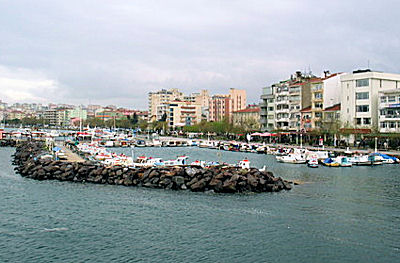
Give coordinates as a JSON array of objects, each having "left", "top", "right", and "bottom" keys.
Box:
[
  {"left": 229, "top": 88, "right": 246, "bottom": 113},
  {"left": 209, "top": 89, "right": 246, "bottom": 122},
  {"left": 340, "top": 69, "right": 400, "bottom": 132},
  {"left": 209, "top": 95, "right": 230, "bottom": 122},
  {"left": 148, "top": 88, "right": 183, "bottom": 119},
  {"left": 183, "top": 90, "right": 210, "bottom": 121},
  {"left": 261, "top": 71, "right": 316, "bottom": 131},
  {"left": 261, "top": 71, "right": 343, "bottom": 131},
  {"left": 260, "top": 86, "right": 275, "bottom": 131},
  {"left": 167, "top": 100, "right": 202, "bottom": 128}
]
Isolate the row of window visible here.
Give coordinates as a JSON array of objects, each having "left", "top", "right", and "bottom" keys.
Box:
[
  {"left": 356, "top": 118, "right": 371, "bottom": 125},
  {"left": 381, "top": 95, "right": 400, "bottom": 103},
  {"left": 380, "top": 122, "right": 400, "bottom": 128},
  {"left": 356, "top": 105, "right": 369, "bottom": 112}
]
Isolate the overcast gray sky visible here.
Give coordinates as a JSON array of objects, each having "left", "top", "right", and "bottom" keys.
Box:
[{"left": 1, "top": 0, "right": 399, "bottom": 109}]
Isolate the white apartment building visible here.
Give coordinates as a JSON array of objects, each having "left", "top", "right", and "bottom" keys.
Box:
[
  {"left": 379, "top": 90, "right": 400, "bottom": 133},
  {"left": 340, "top": 69, "right": 400, "bottom": 131}
]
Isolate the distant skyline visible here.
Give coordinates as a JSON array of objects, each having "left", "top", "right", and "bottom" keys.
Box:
[{"left": 1, "top": 0, "right": 399, "bottom": 109}]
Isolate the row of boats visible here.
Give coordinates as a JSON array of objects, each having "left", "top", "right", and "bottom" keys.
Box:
[
  {"left": 75, "top": 142, "right": 251, "bottom": 169},
  {"left": 274, "top": 148, "right": 399, "bottom": 168}
]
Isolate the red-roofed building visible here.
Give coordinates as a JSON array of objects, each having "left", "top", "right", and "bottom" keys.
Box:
[{"left": 232, "top": 105, "right": 260, "bottom": 130}]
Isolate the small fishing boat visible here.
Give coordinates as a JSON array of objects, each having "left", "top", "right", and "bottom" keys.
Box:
[
  {"left": 276, "top": 154, "right": 307, "bottom": 164},
  {"left": 335, "top": 156, "right": 352, "bottom": 167},
  {"left": 323, "top": 158, "right": 340, "bottom": 167},
  {"left": 307, "top": 157, "right": 319, "bottom": 168}
]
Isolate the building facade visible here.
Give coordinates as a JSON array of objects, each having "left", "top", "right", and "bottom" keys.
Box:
[
  {"left": 148, "top": 88, "right": 183, "bottom": 119},
  {"left": 378, "top": 90, "right": 400, "bottom": 133},
  {"left": 232, "top": 106, "right": 260, "bottom": 131},
  {"left": 167, "top": 100, "right": 202, "bottom": 128},
  {"left": 340, "top": 69, "right": 400, "bottom": 131}
]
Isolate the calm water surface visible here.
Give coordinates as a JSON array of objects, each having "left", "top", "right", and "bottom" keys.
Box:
[{"left": 0, "top": 146, "right": 399, "bottom": 263}]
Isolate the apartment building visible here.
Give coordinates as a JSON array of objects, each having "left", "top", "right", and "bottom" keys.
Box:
[
  {"left": 261, "top": 71, "right": 315, "bottom": 131},
  {"left": 340, "top": 69, "right": 400, "bottom": 131},
  {"left": 378, "top": 90, "right": 400, "bottom": 133},
  {"left": 232, "top": 105, "right": 260, "bottom": 131},
  {"left": 167, "top": 100, "right": 202, "bottom": 128},
  {"left": 260, "top": 86, "right": 275, "bottom": 131},
  {"left": 184, "top": 90, "right": 210, "bottom": 121},
  {"left": 209, "top": 95, "right": 231, "bottom": 122},
  {"left": 209, "top": 88, "right": 246, "bottom": 122},
  {"left": 148, "top": 88, "right": 184, "bottom": 118}
]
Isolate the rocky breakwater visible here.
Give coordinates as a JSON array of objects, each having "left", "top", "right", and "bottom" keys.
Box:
[
  {"left": 0, "top": 139, "right": 17, "bottom": 147},
  {"left": 12, "top": 141, "right": 293, "bottom": 193}
]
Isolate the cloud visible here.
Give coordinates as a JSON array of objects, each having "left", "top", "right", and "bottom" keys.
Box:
[
  {"left": 0, "top": 0, "right": 399, "bottom": 108},
  {"left": 0, "top": 65, "right": 64, "bottom": 103}
]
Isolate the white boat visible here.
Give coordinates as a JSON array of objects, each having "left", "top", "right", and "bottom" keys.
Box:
[
  {"left": 152, "top": 139, "right": 162, "bottom": 147},
  {"left": 132, "top": 156, "right": 164, "bottom": 168},
  {"left": 163, "top": 156, "right": 189, "bottom": 166},
  {"left": 307, "top": 157, "right": 319, "bottom": 168},
  {"left": 334, "top": 156, "right": 352, "bottom": 167},
  {"left": 276, "top": 154, "right": 307, "bottom": 164},
  {"left": 237, "top": 159, "right": 250, "bottom": 169}
]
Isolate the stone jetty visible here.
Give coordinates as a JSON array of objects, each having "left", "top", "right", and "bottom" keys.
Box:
[
  {"left": 11, "top": 141, "right": 293, "bottom": 193},
  {"left": 0, "top": 139, "right": 17, "bottom": 147}
]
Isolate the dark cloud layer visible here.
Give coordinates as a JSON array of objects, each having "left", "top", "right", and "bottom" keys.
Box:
[{"left": 1, "top": 0, "right": 399, "bottom": 108}]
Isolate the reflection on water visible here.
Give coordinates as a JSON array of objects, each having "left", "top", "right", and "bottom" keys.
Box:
[{"left": 0, "top": 147, "right": 399, "bottom": 263}]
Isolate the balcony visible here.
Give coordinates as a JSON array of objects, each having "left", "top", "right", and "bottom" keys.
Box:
[
  {"left": 276, "top": 117, "right": 290, "bottom": 122},
  {"left": 379, "top": 115, "right": 400, "bottom": 121},
  {"left": 276, "top": 108, "right": 289, "bottom": 114}
]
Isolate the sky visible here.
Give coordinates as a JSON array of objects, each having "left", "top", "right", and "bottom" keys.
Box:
[{"left": 1, "top": 0, "right": 399, "bottom": 109}]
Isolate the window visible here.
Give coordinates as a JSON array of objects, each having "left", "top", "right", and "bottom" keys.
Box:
[
  {"left": 268, "top": 107, "right": 274, "bottom": 111},
  {"left": 381, "top": 96, "right": 387, "bottom": 103},
  {"left": 347, "top": 95, "right": 349, "bottom": 101},
  {"left": 315, "top": 112, "right": 322, "bottom": 118},
  {"left": 314, "top": 93, "right": 323, "bottom": 99},
  {"left": 314, "top": 103, "right": 323, "bottom": 109},
  {"left": 356, "top": 92, "right": 369, "bottom": 100},
  {"left": 356, "top": 118, "right": 362, "bottom": 125},
  {"left": 381, "top": 122, "right": 387, "bottom": 128},
  {"left": 356, "top": 79, "right": 369, "bottom": 87},
  {"left": 389, "top": 122, "right": 396, "bottom": 128},
  {"left": 388, "top": 96, "right": 396, "bottom": 102},
  {"left": 363, "top": 118, "right": 371, "bottom": 125},
  {"left": 356, "top": 105, "right": 369, "bottom": 112}
]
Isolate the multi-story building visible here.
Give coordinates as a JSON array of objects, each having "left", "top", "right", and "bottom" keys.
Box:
[
  {"left": 232, "top": 105, "right": 260, "bottom": 131},
  {"left": 309, "top": 73, "right": 342, "bottom": 129},
  {"left": 260, "top": 86, "right": 275, "bottom": 131},
  {"left": 340, "top": 69, "right": 400, "bottom": 131},
  {"left": 67, "top": 108, "right": 88, "bottom": 121},
  {"left": 300, "top": 106, "right": 312, "bottom": 132},
  {"left": 378, "top": 90, "right": 400, "bottom": 133},
  {"left": 7, "top": 110, "right": 26, "bottom": 120},
  {"left": 209, "top": 89, "right": 246, "bottom": 122},
  {"left": 167, "top": 100, "right": 202, "bottom": 128},
  {"left": 44, "top": 109, "right": 69, "bottom": 126},
  {"left": 209, "top": 94, "right": 230, "bottom": 122},
  {"left": 261, "top": 71, "right": 315, "bottom": 131},
  {"left": 148, "top": 88, "right": 183, "bottom": 118},
  {"left": 229, "top": 88, "right": 246, "bottom": 113}
]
